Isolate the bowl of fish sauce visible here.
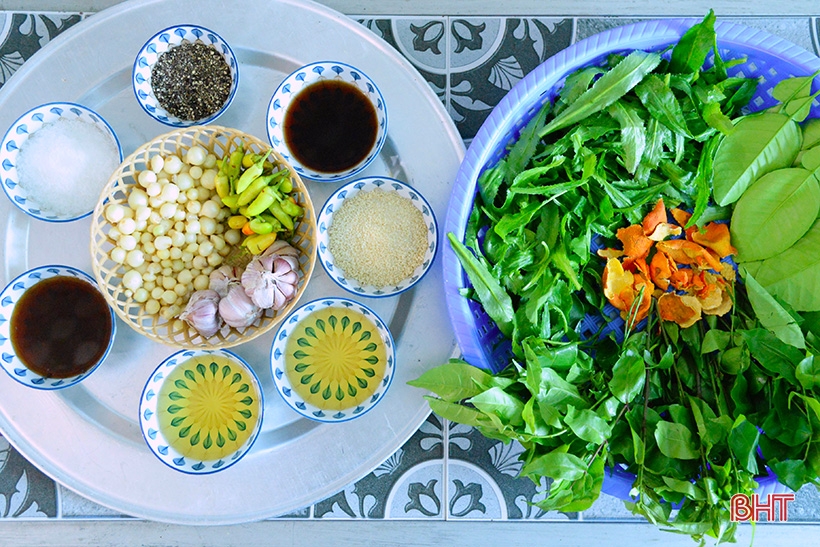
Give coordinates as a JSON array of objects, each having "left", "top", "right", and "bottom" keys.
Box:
[
  {"left": 270, "top": 297, "right": 395, "bottom": 423},
  {"left": 139, "top": 348, "right": 264, "bottom": 474},
  {"left": 0, "top": 265, "right": 116, "bottom": 390},
  {"left": 266, "top": 61, "right": 388, "bottom": 182},
  {"left": 133, "top": 24, "right": 239, "bottom": 127}
]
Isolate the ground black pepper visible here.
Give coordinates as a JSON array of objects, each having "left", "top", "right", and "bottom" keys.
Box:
[{"left": 151, "top": 41, "right": 232, "bottom": 121}]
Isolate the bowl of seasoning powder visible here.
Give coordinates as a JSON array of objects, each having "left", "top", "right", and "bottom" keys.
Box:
[
  {"left": 0, "top": 102, "right": 122, "bottom": 222},
  {"left": 0, "top": 264, "right": 116, "bottom": 390},
  {"left": 133, "top": 24, "right": 238, "bottom": 127},
  {"left": 267, "top": 61, "right": 387, "bottom": 182},
  {"left": 317, "top": 177, "right": 437, "bottom": 297}
]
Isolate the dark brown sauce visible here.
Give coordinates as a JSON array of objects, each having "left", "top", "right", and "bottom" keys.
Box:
[
  {"left": 11, "top": 276, "right": 112, "bottom": 378},
  {"left": 284, "top": 79, "right": 378, "bottom": 174}
]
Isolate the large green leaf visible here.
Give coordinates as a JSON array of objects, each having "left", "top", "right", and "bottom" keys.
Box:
[
  {"left": 755, "top": 219, "right": 820, "bottom": 311},
  {"left": 408, "top": 359, "right": 505, "bottom": 402},
  {"left": 564, "top": 405, "right": 611, "bottom": 444},
  {"left": 538, "top": 50, "right": 661, "bottom": 137},
  {"left": 741, "top": 268, "right": 805, "bottom": 349},
  {"left": 729, "top": 416, "right": 760, "bottom": 474},
  {"left": 669, "top": 9, "right": 716, "bottom": 74},
  {"left": 448, "top": 233, "right": 515, "bottom": 336},
  {"left": 730, "top": 167, "right": 820, "bottom": 262},
  {"left": 521, "top": 447, "right": 588, "bottom": 481},
  {"left": 654, "top": 421, "right": 700, "bottom": 460},
  {"left": 712, "top": 112, "right": 802, "bottom": 205},
  {"left": 608, "top": 100, "right": 646, "bottom": 174}
]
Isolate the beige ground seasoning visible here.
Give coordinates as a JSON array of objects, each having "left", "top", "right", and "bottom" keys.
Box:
[{"left": 328, "top": 189, "right": 428, "bottom": 288}]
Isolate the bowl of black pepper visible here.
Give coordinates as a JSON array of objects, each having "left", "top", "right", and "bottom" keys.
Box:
[{"left": 133, "top": 24, "right": 238, "bottom": 127}]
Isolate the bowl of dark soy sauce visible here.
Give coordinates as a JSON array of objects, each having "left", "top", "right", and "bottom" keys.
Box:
[
  {"left": 0, "top": 265, "right": 116, "bottom": 390},
  {"left": 267, "top": 61, "right": 388, "bottom": 182}
]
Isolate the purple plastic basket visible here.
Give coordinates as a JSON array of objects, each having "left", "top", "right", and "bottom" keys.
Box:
[
  {"left": 443, "top": 18, "right": 820, "bottom": 375},
  {"left": 442, "top": 18, "right": 818, "bottom": 502}
]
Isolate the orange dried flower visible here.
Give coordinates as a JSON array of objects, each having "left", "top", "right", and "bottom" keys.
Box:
[
  {"left": 642, "top": 199, "right": 667, "bottom": 235},
  {"left": 688, "top": 222, "right": 737, "bottom": 258},
  {"left": 670, "top": 207, "right": 692, "bottom": 228},
  {"left": 658, "top": 293, "right": 702, "bottom": 328},
  {"left": 656, "top": 239, "right": 723, "bottom": 271},
  {"left": 617, "top": 224, "right": 653, "bottom": 259},
  {"left": 649, "top": 251, "right": 676, "bottom": 291},
  {"left": 600, "top": 202, "right": 735, "bottom": 329}
]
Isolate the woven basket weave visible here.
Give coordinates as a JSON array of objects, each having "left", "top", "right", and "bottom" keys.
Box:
[{"left": 90, "top": 125, "right": 317, "bottom": 349}]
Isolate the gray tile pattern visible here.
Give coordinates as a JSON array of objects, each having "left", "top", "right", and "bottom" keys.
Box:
[{"left": 1, "top": 10, "right": 820, "bottom": 526}]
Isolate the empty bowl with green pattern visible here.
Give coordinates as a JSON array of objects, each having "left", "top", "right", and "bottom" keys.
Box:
[
  {"left": 139, "top": 348, "right": 264, "bottom": 474},
  {"left": 270, "top": 297, "right": 395, "bottom": 423}
]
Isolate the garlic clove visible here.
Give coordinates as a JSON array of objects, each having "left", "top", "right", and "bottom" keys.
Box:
[
  {"left": 179, "top": 289, "right": 222, "bottom": 338},
  {"left": 219, "top": 284, "right": 262, "bottom": 328},
  {"left": 209, "top": 265, "right": 242, "bottom": 299}
]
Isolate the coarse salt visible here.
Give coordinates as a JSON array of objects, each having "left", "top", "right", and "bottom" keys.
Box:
[
  {"left": 16, "top": 117, "right": 119, "bottom": 218},
  {"left": 328, "top": 189, "right": 428, "bottom": 288}
]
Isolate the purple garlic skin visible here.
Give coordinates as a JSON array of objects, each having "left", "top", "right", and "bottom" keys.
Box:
[
  {"left": 209, "top": 265, "right": 242, "bottom": 299},
  {"left": 179, "top": 289, "right": 222, "bottom": 338},
  {"left": 242, "top": 242, "right": 301, "bottom": 310},
  {"left": 218, "top": 284, "right": 262, "bottom": 328}
]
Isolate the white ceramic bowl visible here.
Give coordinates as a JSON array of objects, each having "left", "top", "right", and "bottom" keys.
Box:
[
  {"left": 0, "top": 102, "right": 122, "bottom": 222},
  {"left": 266, "top": 61, "right": 388, "bottom": 182},
  {"left": 0, "top": 265, "right": 116, "bottom": 389},
  {"left": 133, "top": 24, "right": 239, "bottom": 127},
  {"left": 139, "top": 348, "right": 264, "bottom": 475},
  {"left": 317, "top": 177, "right": 438, "bottom": 297},
  {"left": 270, "top": 297, "right": 395, "bottom": 423}
]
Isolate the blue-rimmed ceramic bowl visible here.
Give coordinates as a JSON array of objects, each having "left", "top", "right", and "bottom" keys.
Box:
[
  {"left": 139, "top": 348, "right": 264, "bottom": 475},
  {"left": 266, "top": 61, "right": 388, "bottom": 182},
  {"left": 0, "top": 102, "right": 122, "bottom": 222},
  {"left": 317, "top": 177, "right": 437, "bottom": 297},
  {"left": 0, "top": 265, "right": 116, "bottom": 390},
  {"left": 133, "top": 25, "right": 239, "bottom": 127},
  {"left": 270, "top": 297, "right": 395, "bottom": 423}
]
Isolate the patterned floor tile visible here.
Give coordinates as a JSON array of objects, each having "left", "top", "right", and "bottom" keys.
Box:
[
  {"left": 356, "top": 18, "right": 447, "bottom": 109},
  {"left": 0, "top": 13, "right": 82, "bottom": 88},
  {"left": 448, "top": 17, "right": 572, "bottom": 141},
  {"left": 447, "top": 423, "right": 574, "bottom": 520},
  {"left": 0, "top": 436, "right": 57, "bottom": 518},
  {"left": 310, "top": 413, "right": 445, "bottom": 519}
]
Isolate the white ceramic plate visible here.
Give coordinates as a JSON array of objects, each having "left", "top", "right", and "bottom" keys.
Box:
[{"left": 0, "top": 0, "right": 463, "bottom": 524}]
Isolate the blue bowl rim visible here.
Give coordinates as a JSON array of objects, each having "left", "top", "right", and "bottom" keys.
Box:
[
  {"left": 137, "top": 347, "right": 265, "bottom": 475},
  {"left": 0, "top": 263, "right": 117, "bottom": 390},
  {"left": 269, "top": 296, "right": 396, "bottom": 423},
  {"left": 131, "top": 23, "right": 240, "bottom": 128},
  {"left": 316, "top": 176, "right": 438, "bottom": 299},
  {"left": 0, "top": 101, "right": 124, "bottom": 223},
  {"left": 265, "top": 60, "right": 389, "bottom": 183}
]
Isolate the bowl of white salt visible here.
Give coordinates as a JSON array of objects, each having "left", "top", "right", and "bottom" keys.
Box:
[{"left": 0, "top": 102, "right": 122, "bottom": 222}]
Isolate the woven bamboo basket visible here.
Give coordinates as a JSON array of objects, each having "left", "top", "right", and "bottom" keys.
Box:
[{"left": 90, "top": 125, "right": 317, "bottom": 349}]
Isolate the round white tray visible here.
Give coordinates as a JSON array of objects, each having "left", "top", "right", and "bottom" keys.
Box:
[{"left": 0, "top": 0, "right": 464, "bottom": 524}]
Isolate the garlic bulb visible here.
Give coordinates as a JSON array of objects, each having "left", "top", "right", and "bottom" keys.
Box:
[
  {"left": 262, "top": 240, "right": 300, "bottom": 259},
  {"left": 242, "top": 242, "right": 301, "bottom": 310},
  {"left": 179, "top": 289, "right": 221, "bottom": 338},
  {"left": 218, "top": 284, "right": 262, "bottom": 328},
  {"left": 209, "top": 265, "right": 242, "bottom": 298}
]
